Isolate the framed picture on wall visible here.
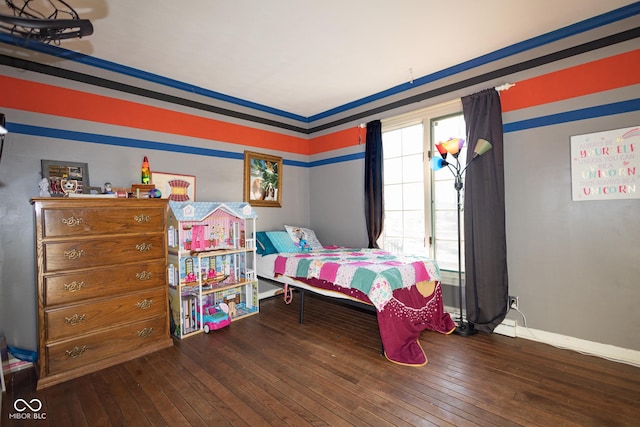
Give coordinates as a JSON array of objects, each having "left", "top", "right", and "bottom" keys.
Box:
[
  {"left": 41, "top": 159, "right": 90, "bottom": 196},
  {"left": 243, "top": 151, "right": 282, "bottom": 207},
  {"left": 151, "top": 171, "right": 196, "bottom": 201}
]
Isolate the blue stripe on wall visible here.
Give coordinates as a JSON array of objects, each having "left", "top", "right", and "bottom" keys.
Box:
[
  {"left": 10, "top": 123, "right": 244, "bottom": 160},
  {"left": 503, "top": 99, "right": 640, "bottom": 133},
  {"left": 309, "top": 152, "right": 365, "bottom": 167}
]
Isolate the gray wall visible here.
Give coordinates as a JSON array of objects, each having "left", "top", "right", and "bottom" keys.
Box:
[
  {"left": 503, "top": 114, "right": 639, "bottom": 349},
  {"left": 309, "top": 158, "right": 368, "bottom": 248},
  {"left": 0, "top": 110, "right": 311, "bottom": 350}
]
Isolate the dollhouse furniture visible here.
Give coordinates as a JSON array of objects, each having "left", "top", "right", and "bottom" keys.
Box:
[
  {"left": 31, "top": 198, "right": 173, "bottom": 390},
  {"left": 200, "top": 303, "right": 231, "bottom": 333},
  {"left": 166, "top": 201, "right": 258, "bottom": 339}
]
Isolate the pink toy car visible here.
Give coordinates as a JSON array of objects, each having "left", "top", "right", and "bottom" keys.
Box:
[{"left": 200, "top": 303, "right": 231, "bottom": 333}]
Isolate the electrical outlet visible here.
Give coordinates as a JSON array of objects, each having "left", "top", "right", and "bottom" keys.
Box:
[{"left": 508, "top": 295, "right": 519, "bottom": 310}]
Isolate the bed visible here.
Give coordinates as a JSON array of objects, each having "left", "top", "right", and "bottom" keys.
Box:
[{"left": 256, "top": 229, "right": 456, "bottom": 366}]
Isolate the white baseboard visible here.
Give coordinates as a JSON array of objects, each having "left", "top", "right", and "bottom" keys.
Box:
[
  {"left": 495, "top": 319, "right": 640, "bottom": 368},
  {"left": 493, "top": 318, "right": 516, "bottom": 337}
]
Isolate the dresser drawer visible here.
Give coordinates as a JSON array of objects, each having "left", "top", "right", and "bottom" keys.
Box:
[
  {"left": 45, "top": 287, "right": 167, "bottom": 341},
  {"left": 44, "top": 234, "right": 165, "bottom": 272},
  {"left": 42, "top": 206, "right": 165, "bottom": 238},
  {"left": 45, "top": 315, "right": 168, "bottom": 375},
  {"left": 44, "top": 260, "right": 166, "bottom": 306}
]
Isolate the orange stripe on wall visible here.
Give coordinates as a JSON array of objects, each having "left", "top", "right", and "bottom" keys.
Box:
[
  {"left": 501, "top": 50, "right": 640, "bottom": 112},
  {"left": 0, "top": 75, "right": 311, "bottom": 155},
  {"left": 308, "top": 126, "right": 363, "bottom": 155}
]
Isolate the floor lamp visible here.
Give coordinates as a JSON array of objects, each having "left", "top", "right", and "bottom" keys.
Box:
[{"left": 430, "top": 137, "right": 492, "bottom": 336}]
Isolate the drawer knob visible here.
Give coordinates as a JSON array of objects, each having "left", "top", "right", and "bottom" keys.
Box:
[
  {"left": 137, "top": 327, "right": 154, "bottom": 338},
  {"left": 64, "top": 248, "right": 84, "bottom": 260},
  {"left": 61, "top": 216, "right": 84, "bottom": 227},
  {"left": 136, "top": 243, "right": 152, "bottom": 252},
  {"left": 136, "top": 271, "right": 152, "bottom": 281},
  {"left": 65, "top": 345, "right": 87, "bottom": 358},
  {"left": 64, "top": 281, "right": 85, "bottom": 293},
  {"left": 134, "top": 214, "right": 151, "bottom": 223},
  {"left": 136, "top": 299, "right": 153, "bottom": 310},
  {"left": 65, "top": 314, "right": 86, "bottom": 326}
]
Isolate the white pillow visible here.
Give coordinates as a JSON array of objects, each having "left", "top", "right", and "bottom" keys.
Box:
[{"left": 284, "top": 225, "right": 323, "bottom": 250}]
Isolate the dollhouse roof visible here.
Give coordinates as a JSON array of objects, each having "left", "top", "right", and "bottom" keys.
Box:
[{"left": 168, "top": 201, "right": 258, "bottom": 221}]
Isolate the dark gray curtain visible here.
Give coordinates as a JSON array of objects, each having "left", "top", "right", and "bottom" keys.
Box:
[
  {"left": 462, "top": 89, "right": 508, "bottom": 333},
  {"left": 364, "top": 120, "right": 383, "bottom": 248}
]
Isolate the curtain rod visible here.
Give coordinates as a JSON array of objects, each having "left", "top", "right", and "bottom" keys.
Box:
[{"left": 495, "top": 83, "right": 515, "bottom": 92}]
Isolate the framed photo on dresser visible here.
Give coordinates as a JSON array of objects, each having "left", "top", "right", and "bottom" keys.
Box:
[{"left": 41, "top": 159, "right": 90, "bottom": 196}]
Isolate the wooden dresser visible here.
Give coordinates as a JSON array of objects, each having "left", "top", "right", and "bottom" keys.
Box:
[{"left": 31, "top": 197, "right": 173, "bottom": 390}]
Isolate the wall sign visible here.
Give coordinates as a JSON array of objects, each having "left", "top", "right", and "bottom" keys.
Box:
[{"left": 570, "top": 126, "right": 639, "bottom": 201}]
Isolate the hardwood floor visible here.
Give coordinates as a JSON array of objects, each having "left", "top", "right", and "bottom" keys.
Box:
[{"left": 3, "top": 292, "right": 639, "bottom": 426}]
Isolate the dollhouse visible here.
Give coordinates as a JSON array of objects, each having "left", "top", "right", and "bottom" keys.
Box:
[{"left": 167, "top": 201, "right": 258, "bottom": 339}]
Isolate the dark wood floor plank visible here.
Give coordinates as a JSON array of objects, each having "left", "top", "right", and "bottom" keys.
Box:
[
  {"left": 42, "top": 380, "right": 72, "bottom": 427},
  {"left": 72, "top": 374, "right": 111, "bottom": 426},
  {"left": 120, "top": 354, "right": 195, "bottom": 425},
  {"left": 90, "top": 368, "right": 140, "bottom": 426},
  {"left": 359, "top": 371, "right": 496, "bottom": 427},
  {"left": 59, "top": 379, "right": 91, "bottom": 427},
  {"left": 179, "top": 337, "right": 315, "bottom": 426},
  {"left": 217, "top": 325, "right": 373, "bottom": 426},
  {"left": 169, "top": 343, "right": 263, "bottom": 427},
  {"left": 229, "top": 312, "right": 416, "bottom": 426},
  {"left": 201, "top": 339, "right": 344, "bottom": 426},
  {"left": 113, "top": 362, "right": 170, "bottom": 427},
  {"left": 144, "top": 348, "right": 231, "bottom": 426},
  {"left": 3, "top": 295, "right": 640, "bottom": 427}
]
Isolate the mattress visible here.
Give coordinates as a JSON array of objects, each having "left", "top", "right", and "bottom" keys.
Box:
[{"left": 257, "top": 253, "right": 371, "bottom": 304}]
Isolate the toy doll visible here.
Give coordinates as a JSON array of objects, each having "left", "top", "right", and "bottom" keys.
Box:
[{"left": 38, "top": 178, "right": 51, "bottom": 197}]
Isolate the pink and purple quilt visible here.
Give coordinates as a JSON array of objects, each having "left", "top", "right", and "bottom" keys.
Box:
[{"left": 274, "top": 248, "right": 456, "bottom": 366}]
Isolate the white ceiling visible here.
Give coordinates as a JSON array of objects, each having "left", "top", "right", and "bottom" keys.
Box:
[{"left": 2, "top": 0, "right": 637, "bottom": 118}]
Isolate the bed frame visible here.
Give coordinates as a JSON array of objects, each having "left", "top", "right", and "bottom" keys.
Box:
[
  {"left": 259, "top": 276, "right": 384, "bottom": 354},
  {"left": 260, "top": 276, "right": 376, "bottom": 322}
]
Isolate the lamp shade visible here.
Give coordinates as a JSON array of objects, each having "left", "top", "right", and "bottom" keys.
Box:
[
  {"left": 435, "top": 142, "right": 448, "bottom": 159},
  {"left": 442, "top": 137, "right": 463, "bottom": 157},
  {"left": 429, "top": 157, "right": 448, "bottom": 171},
  {"left": 473, "top": 138, "right": 493, "bottom": 157}
]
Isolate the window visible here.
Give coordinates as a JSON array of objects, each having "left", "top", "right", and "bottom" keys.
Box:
[
  {"left": 380, "top": 101, "right": 467, "bottom": 277},
  {"left": 431, "top": 114, "right": 467, "bottom": 271},
  {"left": 381, "top": 123, "right": 426, "bottom": 256}
]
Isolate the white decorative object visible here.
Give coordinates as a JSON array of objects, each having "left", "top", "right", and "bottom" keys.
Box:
[
  {"left": 571, "top": 126, "right": 639, "bottom": 201},
  {"left": 38, "top": 178, "right": 51, "bottom": 197}
]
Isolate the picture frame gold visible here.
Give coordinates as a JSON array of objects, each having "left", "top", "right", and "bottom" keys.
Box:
[
  {"left": 41, "top": 159, "right": 90, "bottom": 197},
  {"left": 151, "top": 171, "right": 196, "bottom": 201},
  {"left": 243, "top": 151, "right": 282, "bottom": 207}
]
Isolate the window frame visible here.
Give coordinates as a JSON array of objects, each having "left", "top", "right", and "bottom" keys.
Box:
[{"left": 381, "top": 99, "right": 463, "bottom": 286}]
